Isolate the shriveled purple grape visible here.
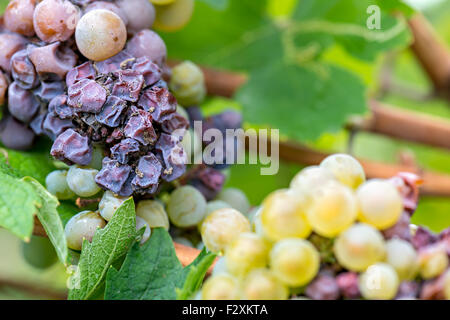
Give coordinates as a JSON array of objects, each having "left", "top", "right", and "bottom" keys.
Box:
[
  {"left": 28, "top": 42, "right": 77, "bottom": 79},
  {"left": 4, "top": 0, "right": 36, "bottom": 37},
  {"left": 0, "top": 71, "right": 7, "bottom": 106},
  {"left": 30, "top": 113, "right": 46, "bottom": 135},
  {"left": 51, "top": 129, "right": 92, "bottom": 165},
  {"left": 48, "top": 95, "right": 73, "bottom": 120},
  {"left": 110, "top": 138, "right": 140, "bottom": 164},
  {"left": 68, "top": 79, "right": 107, "bottom": 114},
  {"left": 126, "top": 30, "right": 167, "bottom": 67},
  {"left": 95, "top": 96, "right": 127, "bottom": 128},
  {"left": 155, "top": 133, "right": 187, "bottom": 182},
  {"left": 132, "top": 57, "right": 161, "bottom": 86},
  {"left": 0, "top": 116, "right": 35, "bottom": 150},
  {"left": 33, "top": 81, "right": 65, "bottom": 103},
  {"left": 412, "top": 226, "right": 438, "bottom": 250},
  {"left": 0, "top": 33, "right": 27, "bottom": 73},
  {"left": 43, "top": 113, "right": 74, "bottom": 140},
  {"left": 161, "top": 112, "right": 189, "bottom": 136},
  {"left": 84, "top": 1, "right": 128, "bottom": 26},
  {"left": 94, "top": 51, "right": 133, "bottom": 75},
  {"left": 111, "top": 70, "right": 144, "bottom": 103},
  {"left": 132, "top": 153, "right": 162, "bottom": 189},
  {"left": 8, "top": 82, "right": 40, "bottom": 123},
  {"left": 95, "top": 157, "right": 132, "bottom": 195},
  {"left": 382, "top": 211, "right": 412, "bottom": 241},
  {"left": 123, "top": 107, "right": 157, "bottom": 145},
  {"left": 305, "top": 274, "right": 340, "bottom": 300},
  {"left": 10, "top": 49, "right": 39, "bottom": 90},
  {"left": 336, "top": 272, "right": 360, "bottom": 299},
  {"left": 138, "top": 87, "right": 176, "bottom": 122},
  {"left": 66, "top": 61, "right": 96, "bottom": 87},
  {"left": 189, "top": 167, "right": 225, "bottom": 201},
  {"left": 116, "top": 0, "right": 155, "bottom": 34}
]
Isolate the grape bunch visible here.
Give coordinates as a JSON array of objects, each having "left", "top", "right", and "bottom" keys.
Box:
[{"left": 195, "top": 154, "right": 450, "bottom": 300}]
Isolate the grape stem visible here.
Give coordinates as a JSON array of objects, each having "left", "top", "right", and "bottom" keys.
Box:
[
  {"left": 75, "top": 197, "right": 102, "bottom": 209},
  {"left": 0, "top": 277, "right": 67, "bottom": 300}
]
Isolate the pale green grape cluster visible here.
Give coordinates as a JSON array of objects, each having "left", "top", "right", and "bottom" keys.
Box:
[{"left": 169, "top": 61, "right": 206, "bottom": 107}]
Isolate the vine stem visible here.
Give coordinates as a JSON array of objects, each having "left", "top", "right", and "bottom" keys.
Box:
[{"left": 0, "top": 277, "right": 67, "bottom": 300}]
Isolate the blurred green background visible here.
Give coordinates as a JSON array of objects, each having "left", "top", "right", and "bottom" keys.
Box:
[{"left": 0, "top": 0, "right": 449, "bottom": 299}]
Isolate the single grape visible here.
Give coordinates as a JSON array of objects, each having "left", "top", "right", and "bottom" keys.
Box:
[
  {"left": 126, "top": 29, "right": 167, "bottom": 67},
  {"left": 116, "top": 0, "right": 155, "bottom": 34},
  {"left": 45, "top": 170, "right": 76, "bottom": 200},
  {"left": 8, "top": 81, "right": 40, "bottom": 123},
  {"left": 167, "top": 186, "right": 206, "bottom": 228},
  {"left": 357, "top": 179, "right": 403, "bottom": 230},
  {"left": 197, "top": 200, "right": 231, "bottom": 233},
  {"left": 4, "top": 0, "right": 36, "bottom": 37},
  {"left": 241, "top": 269, "right": 289, "bottom": 300},
  {"left": 21, "top": 236, "right": 58, "bottom": 270},
  {"left": 201, "top": 274, "right": 240, "bottom": 300},
  {"left": 269, "top": 238, "right": 320, "bottom": 287},
  {"left": 385, "top": 238, "right": 418, "bottom": 281},
  {"left": 290, "top": 166, "right": 336, "bottom": 198},
  {"left": 0, "top": 32, "right": 27, "bottom": 73},
  {"left": 33, "top": 0, "right": 81, "bottom": 43},
  {"left": 28, "top": 42, "right": 77, "bottom": 79},
  {"left": 359, "top": 263, "right": 399, "bottom": 300},
  {"left": 169, "top": 61, "right": 206, "bottom": 106},
  {"left": 66, "top": 165, "right": 101, "bottom": 197},
  {"left": 98, "top": 191, "right": 127, "bottom": 221},
  {"left": 95, "top": 157, "right": 133, "bottom": 196},
  {"left": 320, "top": 154, "right": 365, "bottom": 189},
  {"left": 306, "top": 181, "right": 358, "bottom": 238},
  {"left": 136, "top": 216, "right": 152, "bottom": 244},
  {"left": 260, "top": 189, "right": 311, "bottom": 242},
  {"left": 216, "top": 188, "right": 251, "bottom": 215},
  {"left": 225, "top": 233, "right": 269, "bottom": 277},
  {"left": 212, "top": 256, "right": 228, "bottom": 276},
  {"left": 0, "top": 71, "right": 7, "bottom": 106},
  {"left": 334, "top": 224, "right": 386, "bottom": 272},
  {"left": 201, "top": 208, "right": 251, "bottom": 254},
  {"left": 136, "top": 200, "right": 170, "bottom": 231},
  {"left": 0, "top": 115, "right": 35, "bottom": 151},
  {"left": 65, "top": 211, "right": 106, "bottom": 251},
  {"left": 153, "top": 0, "right": 194, "bottom": 32},
  {"left": 418, "top": 245, "right": 449, "bottom": 279},
  {"left": 51, "top": 129, "right": 93, "bottom": 166},
  {"left": 75, "top": 9, "right": 127, "bottom": 61}
]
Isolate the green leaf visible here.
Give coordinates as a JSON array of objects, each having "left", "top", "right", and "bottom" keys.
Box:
[
  {"left": 68, "top": 198, "right": 137, "bottom": 300},
  {"left": 196, "top": 0, "right": 228, "bottom": 10},
  {"left": 22, "top": 177, "right": 68, "bottom": 265},
  {"left": 0, "top": 170, "right": 40, "bottom": 240},
  {"left": 105, "top": 228, "right": 216, "bottom": 300},
  {"left": 237, "top": 62, "right": 367, "bottom": 141}
]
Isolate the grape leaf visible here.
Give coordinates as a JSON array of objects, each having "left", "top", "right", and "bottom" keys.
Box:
[
  {"left": 104, "top": 228, "right": 216, "bottom": 300},
  {"left": 22, "top": 177, "right": 68, "bottom": 265},
  {"left": 237, "top": 62, "right": 367, "bottom": 141},
  {"left": 196, "top": 0, "right": 228, "bottom": 10},
  {"left": 68, "top": 198, "right": 137, "bottom": 300}
]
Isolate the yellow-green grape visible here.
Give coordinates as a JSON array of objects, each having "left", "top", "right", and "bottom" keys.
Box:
[
  {"left": 180, "top": 129, "right": 202, "bottom": 161},
  {"left": 270, "top": 238, "right": 320, "bottom": 287},
  {"left": 217, "top": 188, "right": 251, "bottom": 215},
  {"left": 201, "top": 208, "right": 251, "bottom": 254},
  {"left": 98, "top": 191, "right": 127, "bottom": 221},
  {"left": 418, "top": 246, "right": 449, "bottom": 279},
  {"left": 306, "top": 182, "right": 357, "bottom": 238},
  {"left": 225, "top": 233, "right": 269, "bottom": 277},
  {"left": 21, "top": 236, "right": 57, "bottom": 270},
  {"left": 66, "top": 165, "right": 101, "bottom": 197},
  {"left": 65, "top": 211, "right": 106, "bottom": 251},
  {"left": 151, "top": 0, "right": 175, "bottom": 5},
  {"left": 45, "top": 170, "right": 75, "bottom": 200},
  {"left": 334, "top": 224, "right": 386, "bottom": 272},
  {"left": 356, "top": 179, "right": 403, "bottom": 230},
  {"left": 154, "top": 0, "right": 194, "bottom": 32},
  {"left": 198, "top": 200, "right": 232, "bottom": 232},
  {"left": 290, "top": 166, "right": 335, "bottom": 198},
  {"left": 169, "top": 60, "right": 205, "bottom": 106},
  {"left": 444, "top": 271, "right": 450, "bottom": 300},
  {"left": 167, "top": 186, "right": 207, "bottom": 228},
  {"left": 212, "top": 257, "right": 228, "bottom": 276},
  {"left": 260, "top": 190, "right": 311, "bottom": 242},
  {"left": 136, "top": 216, "right": 151, "bottom": 244},
  {"left": 359, "top": 263, "right": 399, "bottom": 300},
  {"left": 320, "top": 154, "right": 365, "bottom": 189},
  {"left": 385, "top": 238, "right": 418, "bottom": 281},
  {"left": 241, "top": 269, "right": 289, "bottom": 300},
  {"left": 136, "top": 200, "right": 170, "bottom": 231},
  {"left": 201, "top": 273, "right": 240, "bottom": 300}
]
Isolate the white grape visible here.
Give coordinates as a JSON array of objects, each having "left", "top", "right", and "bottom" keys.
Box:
[
  {"left": 217, "top": 188, "right": 251, "bottom": 215},
  {"left": 136, "top": 200, "right": 170, "bottom": 231},
  {"left": 65, "top": 211, "right": 106, "bottom": 251},
  {"left": 45, "top": 170, "right": 75, "bottom": 200},
  {"left": 385, "top": 238, "right": 418, "bottom": 281},
  {"left": 359, "top": 263, "right": 399, "bottom": 300},
  {"left": 66, "top": 165, "right": 101, "bottom": 197},
  {"left": 241, "top": 269, "right": 289, "bottom": 300},
  {"left": 98, "top": 191, "right": 127, "bottom": 221},
  {"left": 320, "top": 154, "right": 365, "bottom": 189},
  {"left": 201, "top": 273, "right": 240, "bottom": 300},
  {"left": 167, "top": 186, "right": 207, "bottom": 228}
]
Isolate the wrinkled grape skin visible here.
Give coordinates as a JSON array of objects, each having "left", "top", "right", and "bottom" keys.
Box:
[
  {"left": 155, "top": 133, "right": 187, "bottom": 182},
  {"left": 68, "top": 79, "right": 107, "bottom": 114},
  {"left": 66, "top": 62, "right": 96, "bottom": 87},
  {"left": 126, "top": 30, "right": 167, "bottom": 67},
  {"left": 124, "top": 108, "right": 157, "bottom": 145},
  {"left": 0, "top": 116, "right": 35, "bottom": 150},
  {"left": 96, "top": 96, "right": 127, "bottom": 128},
  {"left": 0, "top": 33, "right": 27, "bottom": 73},
  {"left": 76, "top": 9, "right": 127, "bottom": 61},
  {"left": 4, "top": 0, "right": 36, "bottom": 36},
  {"left": 33, "top": 0, "right": 81, "bottom": 43},
  {"left": 95, "top": 157, "right": 132, "bottom": 195},
  {"left": 110, "top": 138, "right": 140, "bottom": 164},
  {"left": 28, "top": 42, "right": 77, "bottom": 79},
  {"left": 51, "top": 129, "right": 93, "bottom": 166},
  {"left": 132, "top": 153, "right": 162, "bottom": 190},
  {"left": 8, "top": 81, "right": 40, "bottom": 123},
  {"left": 138, "top": 87, "right": 177, "bottom": 122},
  {"left": 43, "top": 113, "right": 75, "bottom": 140},
  {"left": 112, "top": 70, "right": 144, "bottom": 103},
  {"left": 0, "top": 71, "right": 8, "bottom": 106},
  {"left": 33, "top": 81, "right": 65, "bottom": 103},
  {"left": 65, "top": 211, "right": 106, "bottom": 251},
  {"left": 117, "top": 0, "right": 155, "bottom": 34}
]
